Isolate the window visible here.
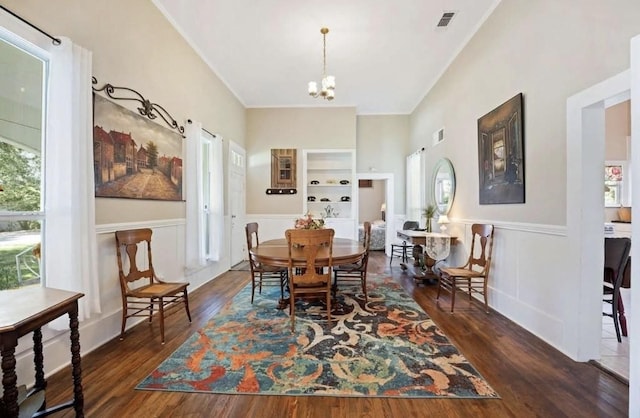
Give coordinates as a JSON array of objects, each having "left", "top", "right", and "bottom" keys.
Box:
[
  {"left": 201, "top": 133, "right": 212, "bottom": 259},
  {"left": 0, "top": 37, "right": 46, "bottom": 290},
  {"left": 604, "top": 161, "right": 631, "bottom": 207},
  {"left": 406, "top": 149, "right": 424, "bottom": 223}
]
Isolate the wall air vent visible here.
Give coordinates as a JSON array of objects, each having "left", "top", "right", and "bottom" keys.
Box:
[
  {"left": 437, "top": 12, "right": 456, "bottom": 28},
  {"left": 433, "top": 127, "right": 445, "bottom": 146}
]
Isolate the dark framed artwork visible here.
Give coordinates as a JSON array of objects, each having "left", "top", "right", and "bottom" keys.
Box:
[
  {"left": 93, "top": 94, "right": 184, "bottom": 201},
  {"left": 358, "top": 179, "right": 373, "bottom": 188},
  {"left": 477, "top": 93, "right": 525, "bottom": 204}
]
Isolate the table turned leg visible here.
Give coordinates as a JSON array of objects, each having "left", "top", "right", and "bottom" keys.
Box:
[
  {"left": 1, "top": 334, "right": 19, "bottom": 418},
  {"left": 69, "top": 303, "right": 84, "bottom": 417}
]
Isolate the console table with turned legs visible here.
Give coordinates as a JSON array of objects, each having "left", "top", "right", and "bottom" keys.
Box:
[
  {"left": 0, "top": 287, "right": 84, "bottom": 417},
  {"left": 396, "top": 230, "right": 457, "bottom": 284}
]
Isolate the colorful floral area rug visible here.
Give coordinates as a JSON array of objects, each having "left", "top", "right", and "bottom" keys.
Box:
[{"left": 137, "top": 274, "right": 499, "bottom": 399}]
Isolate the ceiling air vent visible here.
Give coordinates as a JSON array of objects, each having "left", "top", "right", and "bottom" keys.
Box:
[{"left": 437, "top": 12, "right": 456, "bottom": 28}]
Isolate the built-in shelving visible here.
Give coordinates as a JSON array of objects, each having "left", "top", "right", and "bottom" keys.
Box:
[{"left": 302, "top": 149, "right": 356, "bottom": 239}]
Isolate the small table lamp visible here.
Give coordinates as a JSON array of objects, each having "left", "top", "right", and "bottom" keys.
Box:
[
  {"left": 381, "top": 202, "right": 386, "bottom": 221},
  {"left": 437, "top": 214, "right": 450, "bottom": 233}
]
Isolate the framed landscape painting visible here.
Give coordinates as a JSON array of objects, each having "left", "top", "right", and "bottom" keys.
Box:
[
  {"left": 477, "top": 93, "right": 525, "bottom": 204},
  {"left": 92, "top": 94, "right": 184, "bottom": 201}
]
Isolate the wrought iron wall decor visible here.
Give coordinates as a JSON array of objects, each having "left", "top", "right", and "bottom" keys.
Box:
[{"left": 92, "top": 77, "right": 185, "bottom": 137}]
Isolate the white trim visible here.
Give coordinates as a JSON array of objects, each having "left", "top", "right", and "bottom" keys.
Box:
[
  {"left": 96, "top": 219, "right": 186, "bottom": 234},
  {"left": 629, "top": 33, "right": 640, "bottom": 418},
  {"left": 451, "top": 219, "right": 566, "bottom": 236},
  {"left": 567, "top": 69, "right": 630, "bottom": 363}
]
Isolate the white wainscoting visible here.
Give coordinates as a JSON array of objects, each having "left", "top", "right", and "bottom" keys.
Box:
[
  {"left": 14, "top": 217, "right": 231, "bottom": 389},
  {"left": 445, "top": 219, "right": 577, "bottom": 359}
]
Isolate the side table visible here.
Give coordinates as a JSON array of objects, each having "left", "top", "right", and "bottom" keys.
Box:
[{"left": 0, "top": 287, "right": 84, "bottom": 417}]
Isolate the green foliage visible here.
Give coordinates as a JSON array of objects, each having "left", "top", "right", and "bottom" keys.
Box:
[
  {"left": 0, "top": 142, "right": 41, "bottom": 231},
  {"left": 0, "top": 242, "right": 40, "bottom": 289},
  {"left": 422, "top": 204, "right": 437, "bottom": 219},
  {"left": 146, "top": 141, "right": 159, "bottom": 168}
]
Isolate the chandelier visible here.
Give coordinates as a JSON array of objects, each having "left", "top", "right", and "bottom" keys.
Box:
[{"left": 308, "top": 27, "right": 335, "bottom": 100}]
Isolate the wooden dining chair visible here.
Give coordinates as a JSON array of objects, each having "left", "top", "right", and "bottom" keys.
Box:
[
  {"left": 333, "top": 221, "right": 371, "bottom": 303},
  {"left": 390, "top": 220, "right": 419, "bottom": 265},
  {"left": 115, "top": 228, "right": 191, "bottom": 344},
  {"left": 437, "top": 223, "right": 494, "bottom": 313},
  {"left": 245, "top": 222, "right": 287, "bottom": 303},
  {"left": 603, "top": 237, "right": 631, "bottom": 342},
  {"left": 285, "top": 228, "right": 335, "bottom": 331}
]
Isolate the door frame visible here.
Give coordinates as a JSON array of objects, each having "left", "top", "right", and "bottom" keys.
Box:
[
  {"left": 228, "top": 140, "right": 246, "bottom": 266},
  {"left": 356, "top": 172, "right": 394, "bottom": 255},
  {"left": 567, "top": 34, "right": 639, "bottom": 416}
]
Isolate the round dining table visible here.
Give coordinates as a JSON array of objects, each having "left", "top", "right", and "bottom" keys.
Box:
[{"left": 249, "top": 237, "right": 365, "bottom": 268}]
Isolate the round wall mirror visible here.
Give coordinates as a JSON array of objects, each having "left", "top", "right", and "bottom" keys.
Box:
[{"left": 432, "top": 158, "right": 456, "bottom": 215}]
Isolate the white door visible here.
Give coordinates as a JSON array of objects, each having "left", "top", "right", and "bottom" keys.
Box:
[{"left": 229, "top": 141, "right": 246, "bottom": 266}]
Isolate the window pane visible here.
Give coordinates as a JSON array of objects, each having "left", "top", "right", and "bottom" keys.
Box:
[
  {"left": 0, "top": 33, "right": 46, "bottom": 291},
  {"left": 0, "top": 221, "right": 41, "bottom": 289},
  {"left": 0, "top": 141, "right": 41, "bottom": 212}
]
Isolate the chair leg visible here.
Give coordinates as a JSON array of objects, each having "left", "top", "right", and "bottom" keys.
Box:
[
  {"left": 120, "top": 307, "right": 127, "bottom": 341},
  {"left": 361, "top": 273, "right": 368, "bottom": 304},
  {"left": 612, "top": 291, "right": 622, "bottom": 343},
  {"left": 450, "top": 279, "right": 456, "bottom": 313},
  {"left": 159, "top": 297, "right": 165, "bottom": 344},
  {"left": 250, "top": 275, "right": 256, "bottom": 304},
  {"left": 183, "top": 289, "right": 192, "bottom": 322},
  {"left": 148, "top": 300, "right": 154, "bottom": 323},
  {"left": 326, "top": 291, "right": 332, "bottom": 325},
  {"left": 483, "top": 279, "right": 489, "bottom": 313},
  {"left": 290, "top": 288, "right": 296, "bottom": 332},
  {"left": 617, "top": 292, "right": 628, "bottom": 337}
]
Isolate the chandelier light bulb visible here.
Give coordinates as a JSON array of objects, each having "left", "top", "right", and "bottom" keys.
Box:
[{"left": 308, "top": 81, "right": 318, "bottom": 95}]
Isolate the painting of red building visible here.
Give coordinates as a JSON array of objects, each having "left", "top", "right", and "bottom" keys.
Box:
[{"left": 92, "top": 94, "right": 184, "bottom": 201}]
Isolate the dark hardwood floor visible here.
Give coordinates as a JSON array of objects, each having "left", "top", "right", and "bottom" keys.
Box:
[{"left": 44, "top": 251, "right": 628, "bottom": 417}]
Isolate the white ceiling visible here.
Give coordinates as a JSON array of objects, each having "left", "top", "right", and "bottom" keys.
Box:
[{"left": 152, "top": 0, "right": 500, "bottom": 115}]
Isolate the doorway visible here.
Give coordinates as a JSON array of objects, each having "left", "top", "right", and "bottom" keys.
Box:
[
  {"left": 356, "top": 172, "right": 394, "bottom": 255},
  {"left": 600, "top": 98, "right": 631, "bottom": 379},
  {"left": 568, "top": 34, "right": 639, "bottom": 416}
]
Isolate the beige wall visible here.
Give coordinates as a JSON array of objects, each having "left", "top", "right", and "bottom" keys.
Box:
[
  {"left": 3, "top": 0, "right": 246, "bottom": 224},
  {"left": 605, "top": 100, "right": 631, "bottom": 160},
  {"left": 410, "top": 0, "right": 640, "bottom": 225},
  {"left": 356, "top": 115, "right": 409, "bottom": 213},
  {"left": 358, "top": 180, "right": 385, "bottom": 222},
  {"left": 245, "top": 107, "right": 356, "bottom": 214}
]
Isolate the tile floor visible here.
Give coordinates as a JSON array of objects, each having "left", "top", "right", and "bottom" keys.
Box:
[{"left": 598, "top": 288, "right": 631, "bottom": 381}]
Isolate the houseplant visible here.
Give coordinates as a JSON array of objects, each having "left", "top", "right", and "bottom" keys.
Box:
[{"left": 422, "top": 204, "right": 437, "bottom": 232}]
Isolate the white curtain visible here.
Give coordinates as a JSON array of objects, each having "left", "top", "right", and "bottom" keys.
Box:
[
  {"left": 45, "top": 37, "right": 100, "bottom": 323},
  {"left": 209, "top": 133, "right": 224, "bottom": 261},
  {"left": 406, "top": 149, "right": 424, "bottom": 224},
  {"left": 185, "top": 121, "right": 205, "bottom": 267}
]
